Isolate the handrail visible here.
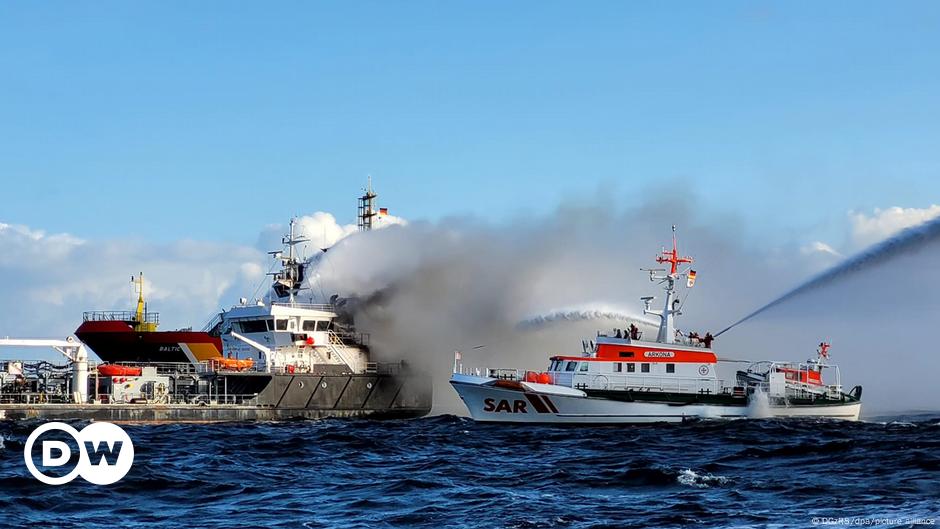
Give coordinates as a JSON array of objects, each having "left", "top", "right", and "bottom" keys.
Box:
[
  {"left": 271, "top": 302, "right": 335, "bottom": 311},
  {"left": 325, "top": 331, "right": 356, "bottom": 371},
  {"left": 83, "top": 311, "right": 160, "bottom": 324}
]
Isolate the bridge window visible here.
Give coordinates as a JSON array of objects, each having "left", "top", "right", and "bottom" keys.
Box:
[
  {"left": 240, "top": 320, "right": 268, "bottom": 333},
  {"left": 302, "top": 320, "right": 317, "bottom": 331},
  {"left": 316, "top": 320, "right": 330, "bottom": 331},
  {"left": 615, "top": 362, "right": 622, "bottom": 372},
  {"left": 666, "top": 363, "right": 675, "bottom": 374},
  {"left": 275, "top": 319, "right": 288, "bottom": 331},
  {"left": 565, "top": 361, "right": 577, "bottom": 372},
  {"left": 619, "top": 351, "right": 634, "bottom": 358},
  {"left": 641, "top": 363, "right": 650, "bottom": 373},
  {"left": 627, "top": 363, "right": 636, "bottom": 373},
  {"left": 579, "top": 362, "right": 589, "bottom": 372}
]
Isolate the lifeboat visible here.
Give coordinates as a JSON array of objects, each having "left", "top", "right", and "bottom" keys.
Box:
[
  {"left": 98, "top": 364, "right": 142, "bottom": 377},
  {"left": 211, "top": 357, "right": 254, "bottom": 371}
]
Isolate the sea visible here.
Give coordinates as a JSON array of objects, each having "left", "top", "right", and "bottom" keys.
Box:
[{"left": 1, "top": 415, "right": 938, "bottom": 529}]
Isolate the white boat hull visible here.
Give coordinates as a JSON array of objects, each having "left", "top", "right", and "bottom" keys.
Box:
[{"left": 451, "top": 374, "right": 861, "bottom": 423}]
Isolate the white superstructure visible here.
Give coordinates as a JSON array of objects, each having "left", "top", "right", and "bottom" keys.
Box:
[{"left": 215, "top": 218, "right": 372, "bottom": 375}]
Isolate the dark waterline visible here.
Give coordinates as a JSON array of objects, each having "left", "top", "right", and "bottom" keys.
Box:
[{"left": 2, "top": 415, "right": 938, "bottom": 529}]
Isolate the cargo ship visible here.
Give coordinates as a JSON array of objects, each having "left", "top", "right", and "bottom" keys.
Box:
[
  {"left": 0, "top": 183, "right": 432, "bottom": 422},
  {"left": 450, "top": 227, "right": 862, "bottom": 423}
]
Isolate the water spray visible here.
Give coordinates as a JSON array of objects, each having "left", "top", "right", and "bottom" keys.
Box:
[
  {"left": 517, "top": 307, "right": 660, "bottom": 330},
  {"left": 715, "top": 214, "right": 940, "bottom": 337}
]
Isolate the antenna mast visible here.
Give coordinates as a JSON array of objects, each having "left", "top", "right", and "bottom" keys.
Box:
[
  {"left": 643, "top": 225, "right": 694, "bottom": 343},
  {"left": 358, "top": 176, "right": 378, "bottom": 232},
  {"left": 270, "top": 218, "right": 309, "bottom": 304}
]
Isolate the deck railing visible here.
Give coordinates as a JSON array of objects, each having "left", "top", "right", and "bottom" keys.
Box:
[{"left": 83, "top": 311, "right": 160, "bottom": 325}]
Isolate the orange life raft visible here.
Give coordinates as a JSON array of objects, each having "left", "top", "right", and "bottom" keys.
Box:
[{"left": 98, "top": 364, "right": 143, "bottom": 377}]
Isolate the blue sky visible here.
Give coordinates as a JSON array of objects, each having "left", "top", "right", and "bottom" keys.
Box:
[{"left": 1, "top": 1, "right": 939, "bottom": 245}]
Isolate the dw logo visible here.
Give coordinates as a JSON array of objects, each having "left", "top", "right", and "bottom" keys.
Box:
[{"left": 23, "top": 422, "right": 134, "bottom": 485}]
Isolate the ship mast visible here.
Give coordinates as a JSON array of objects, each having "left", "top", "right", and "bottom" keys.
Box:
[
  {"left": 270, "top": 218, "right": 309, "bottom": 304},
  {"left": 130, "top": 272, "right": 157, "bottom": 332},
  {"left": 133, "top": 272, "right": 146, "bottom": 324},
  {"left": 643, "top": 226, "right": 694, "bottom": 343},
  {"left": 358, "top": 176, "right": 378, "bottom": 232}
]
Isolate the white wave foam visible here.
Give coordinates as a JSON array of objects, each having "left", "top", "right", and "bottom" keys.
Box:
[{"left": 677, "top": 469, "right": 729, "bottom": 488}]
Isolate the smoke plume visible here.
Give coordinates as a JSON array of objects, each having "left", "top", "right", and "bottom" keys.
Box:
[{"left": 300, "top": 197, "right": 940, "bottom": 415}]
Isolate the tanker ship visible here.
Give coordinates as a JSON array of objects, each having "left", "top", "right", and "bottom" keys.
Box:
[
  {"left": 450, "top": 227, "right": 862, "bottom": 423},
  {"left": 0, "top": 183, "right": 432, "bottom": 422}
]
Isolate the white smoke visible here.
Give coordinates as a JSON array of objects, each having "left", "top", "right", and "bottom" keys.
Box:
[{"left": 303, "top": 198, "right": 821, "bottom": 413}]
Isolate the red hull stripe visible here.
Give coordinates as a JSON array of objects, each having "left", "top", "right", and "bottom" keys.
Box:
[
  {"left": 541, "top": 395, "right": 560, "bottom": 413},
  {"left": 524, "top": 393, "right": 550, "bottom": 413}
]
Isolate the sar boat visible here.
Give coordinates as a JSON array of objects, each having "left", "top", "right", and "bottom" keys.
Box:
[{"left": 450, "top": 228, "right": 862, "bottom": 423}]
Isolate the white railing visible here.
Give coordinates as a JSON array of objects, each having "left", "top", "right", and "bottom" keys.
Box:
[
  {"left": 271, "top": 302, "right": 334, "bottom": 311},
  {"left": 325, "top": 331, "right": 356, "bottom": 371}
]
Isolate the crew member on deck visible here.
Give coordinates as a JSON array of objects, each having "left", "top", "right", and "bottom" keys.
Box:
[
  {"left": 628, "top": 324, "right": 640, "bottom": 340},
  {"left": 703, "top": 332, "right": 714, "bottom": 348}
]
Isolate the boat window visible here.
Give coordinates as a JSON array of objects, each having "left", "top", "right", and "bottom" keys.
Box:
[
  {"left": 302, "top": 320, "right": 317, "bottom": 331},
  {"left": 619, "top": 351, "right": 634, "bottom": 358},
  {"left": 316, "top": 320, "right": 330, "bottom": 331},
  {"left": 579, "top": 362, "right": 589, "bottom": 372},
  {"left": 615, "top": 362, "right": 622, "bottom": 373},
  {"left": 288, "top": 319, "right": 296, "bottom": 330},
  {"left": 641, "top": 363, "right": 650, "bottom": 373},
  {"left": 266, "top": 319, "right": 274, "bottom": 331},
  {"left": 565, "top": 361, "right": 578, "bottom": 372},
  {"left": 275, "top": 319, "right": 288, "bottom": 331},
  {"left": 666, "top": 363, "right": 675, "bottom": 374},
  {"left": 627, "top": 363, "right": 636, "bottom": 373},
  {"left": 240, "top": 320, "right": 268, "bottom": 333},
  {"left": 549, "top": 360, "right": 557, "bottom": 371}
]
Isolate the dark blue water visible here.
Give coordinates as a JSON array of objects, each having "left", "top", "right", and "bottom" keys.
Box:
[{"left": 2, "top": 415, "right": 938, "bottom": 528}]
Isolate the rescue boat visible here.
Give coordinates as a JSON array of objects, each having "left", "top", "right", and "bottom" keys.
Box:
[
  {"left": 97, "top": 364, "right": 143, "bottom": 377},
  {"left": 450, "top": 227, "right": 862, "bottom": 423}
]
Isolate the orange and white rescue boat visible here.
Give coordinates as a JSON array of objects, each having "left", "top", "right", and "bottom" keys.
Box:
[{"left": 450, "top": 228, "right": 862, "bottom": 423}]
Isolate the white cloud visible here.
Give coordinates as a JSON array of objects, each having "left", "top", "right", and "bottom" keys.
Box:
[
  {"left": 257, "top": 211, "right": 407, "bottom": 259},
  {"left": 0, "top": 223, "right": 266, "bottom": 339},
  {"left": 801, "top": 241, "right": 843, "bottom": 258},
  {"left": 0, "top": 209, "right": 407, "bottom": 343},
  {"left": 849, "top": 205, "right": 940, "bottom": 248}
]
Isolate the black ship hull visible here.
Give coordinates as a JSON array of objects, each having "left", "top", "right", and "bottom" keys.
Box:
[{"left": 0, "top": 372, "right": 432, "bottom": 422}]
